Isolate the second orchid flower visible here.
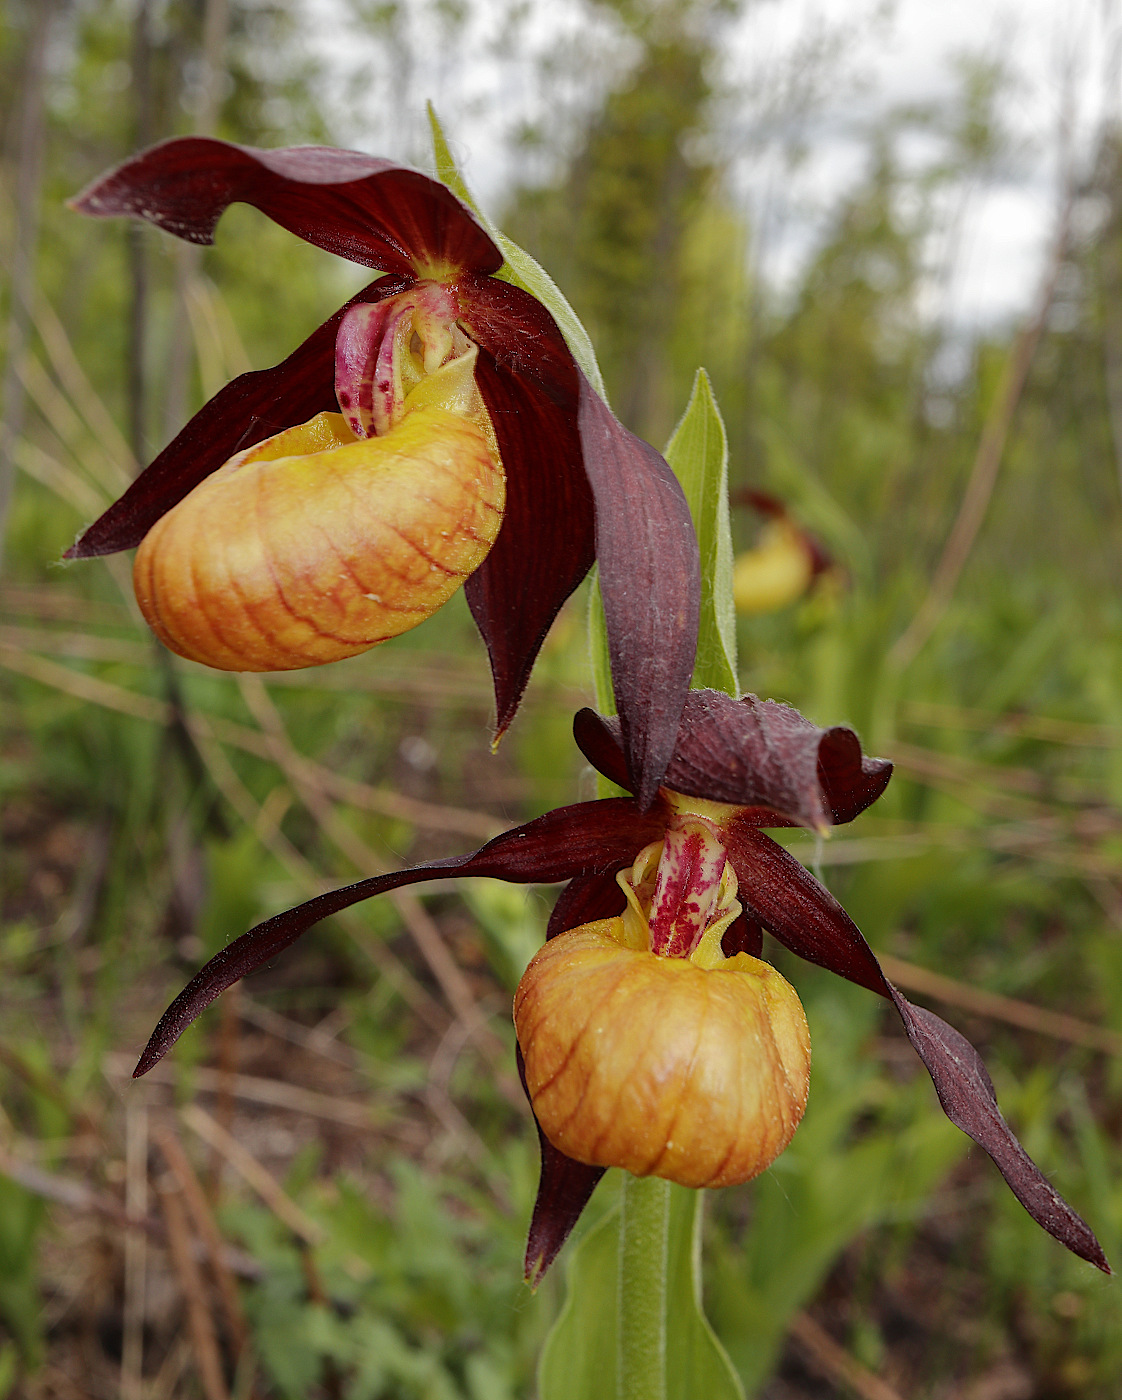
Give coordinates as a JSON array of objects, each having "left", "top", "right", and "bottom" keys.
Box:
[{"left": 128, "top": 690, "right": 1109, "bottom": 1284}]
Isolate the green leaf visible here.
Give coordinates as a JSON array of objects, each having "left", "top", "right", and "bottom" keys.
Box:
[
  {"left": 427, "top": 102, "right": 481, "bottom": 215},
  {"left": 428, "top": 104, "right": 607, "bottom": 399},
  {"left": 538, "top": 1179, "right": 745, "bottom": 1400},
  {"left": 664, "top": 369, "right": 738, "bottom": 698}
]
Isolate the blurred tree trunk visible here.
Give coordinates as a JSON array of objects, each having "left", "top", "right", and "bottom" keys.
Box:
[
  {"left": 0, "top": 0, "right": 56, "bottom": 572},
  {"left": 163, "top": 0, "right": 231, "bottom": 445},
  {"left": 128, "top": 0, "right": 154, "bottom": 469}
]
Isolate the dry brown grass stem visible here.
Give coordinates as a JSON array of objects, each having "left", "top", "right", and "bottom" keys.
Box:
[
  {"left": 901, "top": 700, "right": 1122, "bottom": 749},
  {"left": 789, "top": 1312, "right": 905, "bottom": 1400},
  {"left": 181, "top": 708, "right": 449, "bottom": 1033},
  {"left": 878, "top": 953, "right": 1122, "bottom": 1058},
  {"left": 0, "top": 641, "right": 504, "bottom": 841},
  {"left": 103, "top": 1052, "right": 388, "bottom": 1128},
  {"left": 0, "top": 1142, "right": 154, "bottom": 1234},
  {"left": 0, "top": 621, "right": 151, "bottom": 663},
  {"left": 181, "top": 1102, "right": 325, "bottom": 1247},
  {"left": 236, "top": 995, "right": 357, "bottom": 1067},
  {"left": 121, "top": 1094, "right": 148, "bottom": 1400},
  {"left": 155, "top": 1126, "right": 250, "bottom": 1361},
  {"left": 0, "top": 1040, "right": 101, "bottom": 1137},
  {"left": 236, "top": 675, "right": 522, "bottom": 1105},
  {"left": 886, "top": 739, "right": 1107, "bottom": 807},
  {"left": 16, "top": 354, "right": 126, "bottom": 498},
  {"left": 890, "top": 195, "right": 1074, "bottom": 672},
  {"left": 0, "top": 1139, "right": 264, "bottom": 1279},
  {"left": 0, "top": 585, "right": 130, "bottom": 624},
  {"left": 29, "top": 285, "right": 136, "bottom": 481},
  {"left": 157, "top": 1174, "right": 231, "bottom": 1400}
]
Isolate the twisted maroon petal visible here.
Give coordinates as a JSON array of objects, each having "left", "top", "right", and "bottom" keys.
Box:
[
  {"left": 64, "top": 277, "right": 411, "bottom": 558},
  {"left": 574, "top": 691, "right": 892, "bottom": 830},
  {"left": 545, "top": 870, "right": 628, "bottom": 941},
  {"left": 724, "top": 821, "right": 1110, "bottom": 1274},
  {"left": 523, "top": 867, "right": 636, "bottom": 1282},
  {"left": 457, "top": 276, "right": 594, "bottom": 737},
  {"left": 134, "top": 799, "right": 664, "bottom": 1077},
  {"left": 71, "top": 138, "right": 501, "bottom": 277},
  {"left": 577, "top": 377, "right": 700, "bottom": 810},
  {"left": 518, "top": 1046, "right": 606, "bottom": 1287}
]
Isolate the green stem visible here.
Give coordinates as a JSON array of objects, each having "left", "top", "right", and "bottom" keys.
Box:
[{"left": 617, "top": 1174, "right": 670, "bottom": 1400}]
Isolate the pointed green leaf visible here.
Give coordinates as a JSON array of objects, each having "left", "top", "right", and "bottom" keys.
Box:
[
  {"left": 428, "top": 105, "right": 606, "bottom": 398},
  {"left": 538, "top": 1180, "right": 745, "bottom": 1400},
  {"left": 664, "top": 370, "right": 738, "bottom": 697},
  {"left": 427, "top": 102, "right": 480, "bottom": 214}
]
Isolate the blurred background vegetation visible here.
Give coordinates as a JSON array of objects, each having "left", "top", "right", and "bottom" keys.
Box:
[{"left": 3, "top": 0, "right": 1122, "bottom": 1396}]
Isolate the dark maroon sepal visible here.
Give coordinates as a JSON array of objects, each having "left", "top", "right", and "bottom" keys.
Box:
[
  {"left": 720, "top": 911, "right": 764, "bottom": 959},
  {"left": 72, "top": 138, "right": 501, "bottom": 277},
  {"left": 134, "top": 798, "right": 664, "bottom": 1077},
  {"left": 517, "top": 1046, "right": 606, "bottom": 1286},
  {"left": 458, "top": 276, "right": 595, "bottom": 735},
  {"left": 577, "top": 376, "right": 700, "bottom": 810},
  {"left": 574, "top": 691, "right": 891, "bottom": 831},
  {"left": 546, "top": 869, "right": 630, "bottom": 941},
  {"left": 724, "top": 822, "right": 1110, "bottom": 1273},
  {"left": 65, "top": 277, "right": 411, "bottom": 557}
]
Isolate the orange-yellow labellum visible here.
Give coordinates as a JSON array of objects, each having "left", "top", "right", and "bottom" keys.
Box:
[
  {"left": 513, "top": 919, "right": 811, "bottom": 1188},
  {"left": 133, "top": 407, "right": 504, "bottom": 671}
]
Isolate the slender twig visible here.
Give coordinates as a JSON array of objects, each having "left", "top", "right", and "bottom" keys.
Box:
[
  {"left": 889, "top": 192, "right": 1075, "bottom": 671},
  {"left": 901, "top": 699, "right": 1122, "bottom": 748},
  {"left": 877, "top": 953, "right": 1122, "bottom": 1058},
  {"left": 157, "top": 1176, "right": 231, "bottom": 1400},
  {"left": 789, "top": 1312, "right": 905, "bottom": 1400},
  {"left": 155, "top": 1126, "right": 250, "bottom": 1361},
  {"left": 0, "top": 641, "right": 504, "bottom": 840},
  {"left": 121, "top": 1094, "right": 148, "bottom": 1400},
  {"left": 0, "top": 0, "right": 55, "bottom": 573},
  {"left": 236, "top": 675, "right": 521, "bottom": 1102},
  {"left": 103, "top": 1052, "right": 386, "bottom": 1127},
  {"left": 180, "top": 1103, "right": 325, "bottom": 1247}
]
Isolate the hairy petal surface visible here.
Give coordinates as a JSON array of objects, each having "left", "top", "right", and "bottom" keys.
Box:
[
  {"left": 723, "top": 820, "right": 1110, "bottom": 1273},
  {"left": 135, "top": 800, "right": 664, "bottom": 1076},
  {"left": 577, "top": 376, "right": 700, "bottom": 810},
  {"left": 66, "top": 278, "right": 411, "bottom": 558},
  {"left": 71, "top": 138, "right": 501, "bottom": 277},
  {"left": 574, "top": 692, "right": 892, "bottom": 830}
]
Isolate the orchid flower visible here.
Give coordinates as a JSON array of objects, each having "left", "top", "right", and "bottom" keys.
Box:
[
  {"left": 129, "top": 689, "right": 1108, "bottom": 1283},
  {"left": 65, "top": 139, "right": 699, "bottom": 805}
]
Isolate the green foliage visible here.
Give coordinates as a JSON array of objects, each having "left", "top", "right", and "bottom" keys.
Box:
[
  {"left": 707, "top": 975, "right": 967, "bottom": 1392},
  {"left": 539, "top": 1182, "right": 744, "bottom": 1400},
  {"left": 665, "top": 368, "right": 738, "bottom": 694},
  {"left": 0, "top": 1179, "right": 45, "bottom": 1370},
  {"left": 233, "top": 1159, "right": 555, "bottom": 1399},
  {"left": 6, "top": 4, "right": 1122, "bottom": 1397}
]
